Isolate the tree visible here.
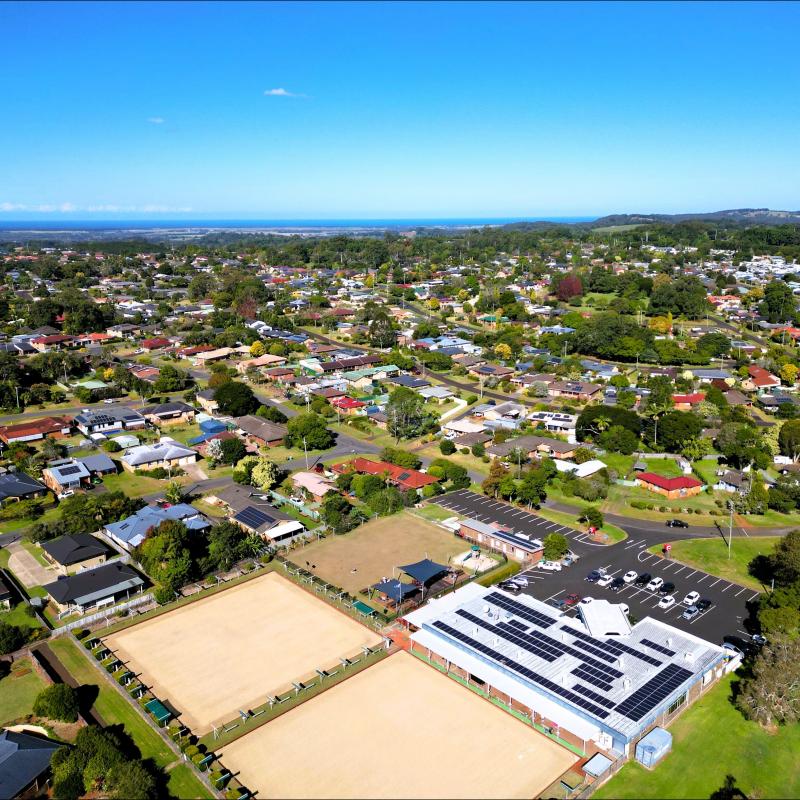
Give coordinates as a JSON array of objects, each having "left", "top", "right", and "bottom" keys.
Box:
[
  {"left": 649, "top": 276, "right": 710, "bottom": 318},
  {"left": 206, "top": 520, "right": 250, "bottom": 570},
  {"left": 152, "top": 363, "right": 186, "bottom": 393},
  {"left": 232, "top": 455, "right": 259, "bottom": 484},
  {"left": 780, "top": 363, "right": 799, "bottom": 386},
  {"left": 0, "top": 622, "right": 25, "bottom": 654},
  {"left": 286, "top": 413, "right": 335, "bottom": 450},
  {"left": 494, "top": 342, "right": 512, "bottom": 361},
  {"left": 379, "top": 447, "right": 422, "bottom": 469},
  {"left": 251, "top": 458, "right": 279, "bottom": 490},
  {"left": 219, "top": 437, "right": 247, "bottom": 465},
  {"left": 760, "top": 280, "right": 796, "bottom": 323},
  {"left": 581, "top": 507, "right": 604, "bottom": 529},
  {"left": 106, "top": 761, "right": 158, "bottom": 800},
  {"left": 386, "top": 387, "right": 436, "bottom": 441},
  {"left": 214, "top": 381, "right": 259, "bottom": 416},
  {"left": 164, "top": 481, "right": 184, "bottom": 505},
  {"left": 33, "top": 684, "right": 79, "bottom": 722},
  {"left": 779, "top": 420, "right": 800, "bottom": 461},
  {"left": 736, "top": 635, "right": 800, "bottom": 727},
  {"left": 770, "top": 529, "right": 800, "bottom": 586},
  {"left": 256, "top": 404, "right": 288, "bottom": 424},
  {"left": 556, "top": 273, "right": 583, "bottom": 301},
  {"left": 439, "top": 438, "right": 456, "bottom": 455},
  {"left": 543, "top": 533, "right": 569, "bottom": 561},
  {"left": 367, "top": 310, "right": 397, "bottom": 348},
  {"left": 206, "top": 437, "right": 223, "bottom": 464},
  {"left": 599, "top": 425, "right": 639, "bottom": 455},
  {"left": 249, "top": 340, "right": 266, "bottom": 357},
  {"left": 482, "top": 459, "right": 508, "bottom": 498},
  {"left": 654, "top": 410, "right": 704, "bottom": 453}
]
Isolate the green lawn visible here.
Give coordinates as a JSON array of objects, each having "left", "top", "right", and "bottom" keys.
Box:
[
  {"left": 649, "top": 537, "right": 779, "bottom": 591},
  {"left": 49, "top": 637, "right": 174, "bottom": 768},
  {"left": 102, "top": 470, "right": 180, "bottom": 497},
  {"left": 0, "top": 601, "right": 45, "bottom": 632},
  {"left": 0, "top": 658, "right": 47, "bottom": 725},
  {"left": 414, "top": 504, "right": 460, "bottom": 522},
  {"left": 595, "top": 674, "right": 800, "bottom": 799},
  {"left": 417, "top": 444, "right": 491, "bottom": 477},
  {"left": 641, "top": 458, "right": 684, "bottom": 478},
  {"left": 21, "top": 540, "right": 50, "bottom": 567},
  {"left": 166, "top": 764, "right": 215, "bottom": 800},
  {"left": 535, "top": 507, "right": 627, "bottom": 543},
  {"left": 601, "top": 452, "right": 635, "bottom": 478}
]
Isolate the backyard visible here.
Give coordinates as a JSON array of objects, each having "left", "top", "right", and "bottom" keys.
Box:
[
  {"left": 649, "top": 536, "right": 780, "bottom": 592},
  {"left": 0, "top": 657, "right": 47, "bottom": 726},
  {"left": 294, "top": 511, "right": 468, "bottom": 595},
  {"left": 595, "top": 673, "right": 800, "bottom": 799}
]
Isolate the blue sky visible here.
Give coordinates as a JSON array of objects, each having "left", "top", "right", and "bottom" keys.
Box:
[{"left": 1, "top": 1, "right": 798, "bottom": 220}]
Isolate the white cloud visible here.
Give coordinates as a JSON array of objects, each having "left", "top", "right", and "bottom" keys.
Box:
[
  {"left": 147, "top": 116, "right": 165, "bottom": 124},
  {"left": 0, "top": 202, "right": 193, "bottom": 214},
  {"left": 263, "top": 88, "right": 306, "bottom": 97}
]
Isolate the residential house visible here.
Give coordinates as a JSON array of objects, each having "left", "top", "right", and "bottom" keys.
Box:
[
  {"left": 458, "top": 518, "right": 544, "bottom": 564},
  {"left": 128, "top": 364, "right": 160, "bottom": 384},
  {"left": 418, "top": 386, "right": 454, "bottom": 404},
  {"left": 42, "top": 562, "right": 145, "bottom": 613},
  {"left": 331, "top": 396, "right": 366, "bottom": 415},
  {"left": 672, "top": 393, "right": 706, "bottom": 411},
  {"left": 743, "top": 365, "right": 781, "bottom": 393},
  {"left": 233, "top": 415, "right": 288, "bottom": 448},
  {"left": 105, "top": 503, "right": 210, "bottom": 551},
  {"left": 332, "top": 457, "right": 440, "bottom": 493},
  {"left": 78, "top": 453, "right": 117, "bottom": 478},
  {"left": 0, "top": 416, "right": 72, "bottom": 445},
  {"left": 236, "top": 353, "right": 288, "bottom": 374},
  {"left": 468, "top": 364, "right": 515, "bottom": 380},
  {"left": 140, "top": 401, "right": 196, "bottom": 427},
  {"left": 291, "top": 471, "right": 337, "bottom": 503},
  {"left": 0, "top": 472, "right": 48, "bottom": 503},
  {"left": 487, "top": 434, "right": 577, "bottom": 461},
  {"left": 0, "top": 729, "right": 63, "bottom": 800},
  {"left": 42, "top": 460, "right": 91, "bottom": 495},
  {"left": 29, "top": 334, "right": 77, "bottom": 353},
  {"left": 120, "top": 438, "right": 197, "bottom": 472},
  {"left": 714, "top": 470, "right": 749, "bottom": 494},
  {"left": 231, "top": 503, "right": 305, "bottom": 545},
  {"left": 635, "top": 472, "right": 704, "bottom": 499},
  {"left": 140, "top": 336, "right": 173, "bottom": 351},
  {"left": 690, "top": 368, "right": 732, "bottom": 384},
  {"left": 41, "top": 533, "right": 111, "bottom": 575},
  {"left": 195, "top": 388, "right": 219, "bottom": 414},
  {"left": 547, "top": 381, "right": 602, "bottom": 402},
  {"left": 73, "top": 406, "right": 146, "bottom": 436}
]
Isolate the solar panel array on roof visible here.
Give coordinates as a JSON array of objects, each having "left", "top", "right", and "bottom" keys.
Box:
[
  {"left": 641, "top": 638, "right": 677, "bottom": 657},
  {"left": 58, "top": 465, "right": 82, "bottom": 476},
  {"left": 485, "top": 591, "right": 556, "bottom": 629},
  {"left": 432, "top": 620, "right": 610, "bottom": 719},
  {"left": 569, "top": 627, "right": 662, "bottom": 667},
  {"left": 615, "top": 663, "right": 693, "bottom": 722},
  {"left": 234, "top": 506, "right": 276, "bottom": 531}
]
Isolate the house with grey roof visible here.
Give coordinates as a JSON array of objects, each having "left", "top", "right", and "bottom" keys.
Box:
[
  {"left": 41, "top": 533, "right": 111, "bottom": 575},
  {"left": 104, "top": 503, "right": 210, "bottom": 551},
  {"left": 0, "top": 472, "right": 47, "bottom": 503},
  {"left": 0, "top": 729, "right": 63, "bottom": 799},
  {"left": 73, "top": 406, "right": 146, "bottom": 436},
  {"left": 120, "top": 438, "right": 197, "bottom": 472},
  {"left": 42, "top": 562, "right": 145, "bottom": 613}
]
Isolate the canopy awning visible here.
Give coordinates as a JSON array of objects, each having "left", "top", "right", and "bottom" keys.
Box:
[
  {"left": 398, "top": 558, "right": 449, "bottom": 584},
  {"left": 371, "top": 579, "right": 420, "bottom": 603}
]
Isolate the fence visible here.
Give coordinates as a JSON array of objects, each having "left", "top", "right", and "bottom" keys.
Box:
[
  {"left": 51, "top": 593, "right": 154, "bottom": 636},
  {"left": 268, "top": 490, "right": 320, "bottom": 520}
]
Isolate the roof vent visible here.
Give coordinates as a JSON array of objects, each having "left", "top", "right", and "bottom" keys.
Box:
[
  {"left": 623, "top": 677, "right": 632, "bottom": 690},
  {"left": 666, "top": 637, "right": 673, "bottom": 647},
  {"left": 684, "top": 651, "right": 695, "bottom": 662}
]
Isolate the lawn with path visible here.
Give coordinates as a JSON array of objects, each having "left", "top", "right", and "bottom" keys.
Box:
[
  {"left": 649, "top": 536, "right": 780, "bottom": 592},
  {"left": 595, "top": 673, "right": 800, "bottom": 799}
]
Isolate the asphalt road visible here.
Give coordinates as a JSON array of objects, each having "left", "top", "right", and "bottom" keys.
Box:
[{"left": 429, "top": 489, "right": 761, "bottom": 645}]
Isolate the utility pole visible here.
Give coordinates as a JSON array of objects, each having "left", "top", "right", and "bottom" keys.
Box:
[
  {"left": 303, "top": 436, "right": 309, "bottom": 470},
  {"left": 728, "top": 500, "right": 734, "bottom": 560}
]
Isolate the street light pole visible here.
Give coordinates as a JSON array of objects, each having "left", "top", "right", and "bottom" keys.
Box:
[
  {"left": 728, "top": 500, "right": 733, "bottom": 560},
  {"left": 303, "top": 436, "right": 309, "bottom": 470}
]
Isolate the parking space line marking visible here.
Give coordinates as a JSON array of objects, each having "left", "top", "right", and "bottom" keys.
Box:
[
  {"left": 720, "top": 583, "right": 733, "bottom": 593},
  {"left": 708, "top": 578, "right": 721, "bottom": 587},
  {"left": 734, "top": 587, "right": 747, "bottom": 597},
  {"left": 748, "top": 593, "right": 760, "bottom": 602}
]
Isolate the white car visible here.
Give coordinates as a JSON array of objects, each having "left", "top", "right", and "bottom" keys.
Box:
[
  {"left": 619, "top": 603, "right": 630, "bottom": 616},
  {"left": 646, "top": 577, "right": 664, "bottom": 592},
  {"left": 57, "top": 490, "right": 75, "bottom": 500},
  {"left": 579, "top": 596, "right": 594, "bottom": 606},
  {"left": 538, "top": 561, "right": 562, "bottom": 572},
  {"left": 103, "top": 398, "right": 115, "bottom": 404},
  {"left": 658, "top": 595, "right": 676, "bottom": 610},
  {"left": 622, "top": 570, "right": 638, "bottom": 584},
  {"left": 510, "top": 576, "right": 529, "bottom": 587},
  {"left": 682, "top": 591, "right": 700, "bottom": 606},
  {"left": 597, "top": 574, "right": 614, "bottom": 588}
]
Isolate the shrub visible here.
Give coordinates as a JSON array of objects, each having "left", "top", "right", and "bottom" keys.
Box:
[
  {"left": 460, "top": 448, "right": 470, "bottom": 455},
  {"left": 466, "top": 394, "right": 479, "bottom": 404},
  {"left": 439, "top": 439, "right": 456, "bottom": 455},
  {"left": 0, "top": 623, "right": 25, "bottom": 655},
  {"left": 630, "top": 500, "right": 648, "bottom": 510},
  {"left": 33, "top": 684, "right": 79, "bottom": 722},
  {"left": 477, "top": 560, "right": 520, "bottom": 587}
]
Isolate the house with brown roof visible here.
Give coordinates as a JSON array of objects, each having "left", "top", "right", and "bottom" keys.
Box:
[
  {"left": 547, "top": 381, "right": 602, "bottom": 401},
  {"left": 331, "top": 457, "right": 439, "bottom": 493},
  {"left": 233, "top": 415, "right": 288, "bottom": 448},
  {"left": 0, "top": 416, "right": 72, "bottom": 445},
  {"left": 743, "top": 365, "right": 781, "bottom": 393},
  {"left": 29, "top": 334, "right": 77, "bottom": 353}
]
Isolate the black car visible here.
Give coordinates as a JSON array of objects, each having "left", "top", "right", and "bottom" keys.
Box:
[
  {"left": 660, "top": 581, "right": 676, "bottom": 595},
  {"left": 666, "top": 519, "right": 689, "bottom": 528},
  {"left": 634, "top": 572, "right": 652, "bottom": 586},
  {"left": 610, "top": 577, "right": 625, "bottom": 592},
  {"left": 697, "top": 598, "right": 713, "bottom": 611},
  {"left": 498, "top": 580, "right": 521, "bottom": 594},
  {"left": 724, "top": 635, "right": 758, "bottom": 657},
  {"left": 586, "top": 570, "right": 603, "bottom": 583}
]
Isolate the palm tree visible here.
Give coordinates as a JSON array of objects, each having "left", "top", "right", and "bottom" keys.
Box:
[{"left": 164, "top": 481, "right": 184, "bottom": 505}]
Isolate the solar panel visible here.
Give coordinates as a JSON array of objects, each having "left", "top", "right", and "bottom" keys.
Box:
[
  {"left": 572, "top": 665, "right": 613, "bottom": 692},
  {"left": 456, "top": 611, "right": 559, "bottom": 662},
  {"left": 234, "top": 506, "right": 275, "bottom": 530},
  {"left": 485, "top": 592, "right": 556, "bottom": 629},
  {"left": 507, "top": 618, "right": 530, "bottom": 632},
  {"left": 572, "top": 683, "right": 615, "bottom": 709},
  {"left": 569, "top": 627, "right": 662, "bottom": 667},
  {"left": 615, "top": 663, "right": 694, "bottom": 722},
  {"left": 59, "top": 465, "right": 82, "bottom": 476},
  {"left": 526, "top": 629, "right": 624, "bottom": 680},
  {"left": 641, "top": 638, "right": 677, "bottom": 657},
  {"left": 431, "top": 620, "right": 610, "bottom": 719}
]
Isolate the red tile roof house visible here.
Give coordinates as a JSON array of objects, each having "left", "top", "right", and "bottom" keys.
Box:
[
  {"left": 140, "top": 337, "right": 173, "bottom": 351},
  {"left": 0, "top": 416, "right": 72, "bottom": 445},
  {"left": 635, "top": 472, "right": 704, "bottom": 499},
  {"left": 330, "top": 396, "right": 366, "bottom": 415},
  {"left": 672, "top": 392, "right": 705, "bottom": 411},
  {"left": 744, "top": 365, "right": 781, "bottom": 393},
  {"left": 332, "top": 457, "right": 440, "bottom": 493},
  {"left": 29, "top": 334, "right": 77, "bottom": 353}
]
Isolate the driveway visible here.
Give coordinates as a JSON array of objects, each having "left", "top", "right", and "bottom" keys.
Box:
[{"left": 7, "top": 542, "right": 56, "bottom": 588}]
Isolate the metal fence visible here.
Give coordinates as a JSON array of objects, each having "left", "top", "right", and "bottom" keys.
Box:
[{"left": 51, "top": 593, "right": 154, "bottom": 636}]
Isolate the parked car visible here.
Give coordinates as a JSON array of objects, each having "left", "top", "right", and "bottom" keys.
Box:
[
  {"left": 564, "top": 593, "right": 581, "bottom": 606},
  {"left": 510, "top": 576, "right": 529, "bottom": 587},
  {"left": 565, "top": 550, "right": 580, "bottom": 561},
  {"left": 498, "top": 581, "right": 521, "bottom": 594},
  {"left": 57, "top": 490, "right": 75, "bottom": 500},
  {"left": 666, "top": 519, "right": 689, "bottom": 528},
  {"left": 550, "top": 598, "right": 567, "bottom": 610},
  {"left": 103, "top": 398, "right": 115, "bottom": 404},
  {"left": 646, "top": 576, "right": 664, "bottom": 592},
  {"left": 562, "top": 556, "right": 577, "bottom": 567},
  {"left": 597, "top": 574, "right": 614, "bottom": 588},
  {"left": 660, "top": 581, "right": 676, "bottom": 596},
  {"left": 751, "top": 634, "right": 768, "bottom": 647},
  {"left": 658, "top": 595, "right": 676, "bottom": 610},
  {"left": 538, "top": 561, "right": 562, "bottom": 572},
  {"left": 610, "top": 577, "right": 625, "bottom": 592},
  {"left": 579, "top": 597, "right": 594, "bottom": 606},
  {"left": 683, "top": 590, "right": 700, "bottom": 606},
  {"left": 723, "top": 635, "right": 757, "bottom": 657},
  {"left": 682, "top": 605, "right": 700, "bottom": 620},
  {"left": 635, "top": 572, "right": 652, "bottom": 587},
  {"left": 586, "top": 570, "right": 603, "bottom": 583},
  {"left": 622, "top": 570, "right": 638, "bottom": 584},
  {"left": 618, "top": 603, "right": 630, "bottom": 616}
]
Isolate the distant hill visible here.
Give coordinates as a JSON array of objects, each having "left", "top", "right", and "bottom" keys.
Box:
[{"left": 503, "top": 208, "right": 800, "bottom": 231}]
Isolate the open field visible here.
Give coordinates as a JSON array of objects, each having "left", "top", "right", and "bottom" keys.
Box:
[
  {"left": 105, "top": 572, "right": 381, "bottom": 732},
  {"left": 649, "top": 537, "right": 780, "bottom": 592},
  {"left": 0, "top": 658, "right": 47, "bottom": 726},
  {"left": 595, "top": 673, "right": 800, "bottom": 799},
  {"left": 296, "top": 511, "right": 465, "bottom": 594},
  {"left": 221, "top": 652, "right": 577, "bottom": 799}
]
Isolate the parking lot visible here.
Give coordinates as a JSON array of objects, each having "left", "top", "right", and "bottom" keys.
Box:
[{"left": 428, "top": 490, "right": 761, "bottom": 644}]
